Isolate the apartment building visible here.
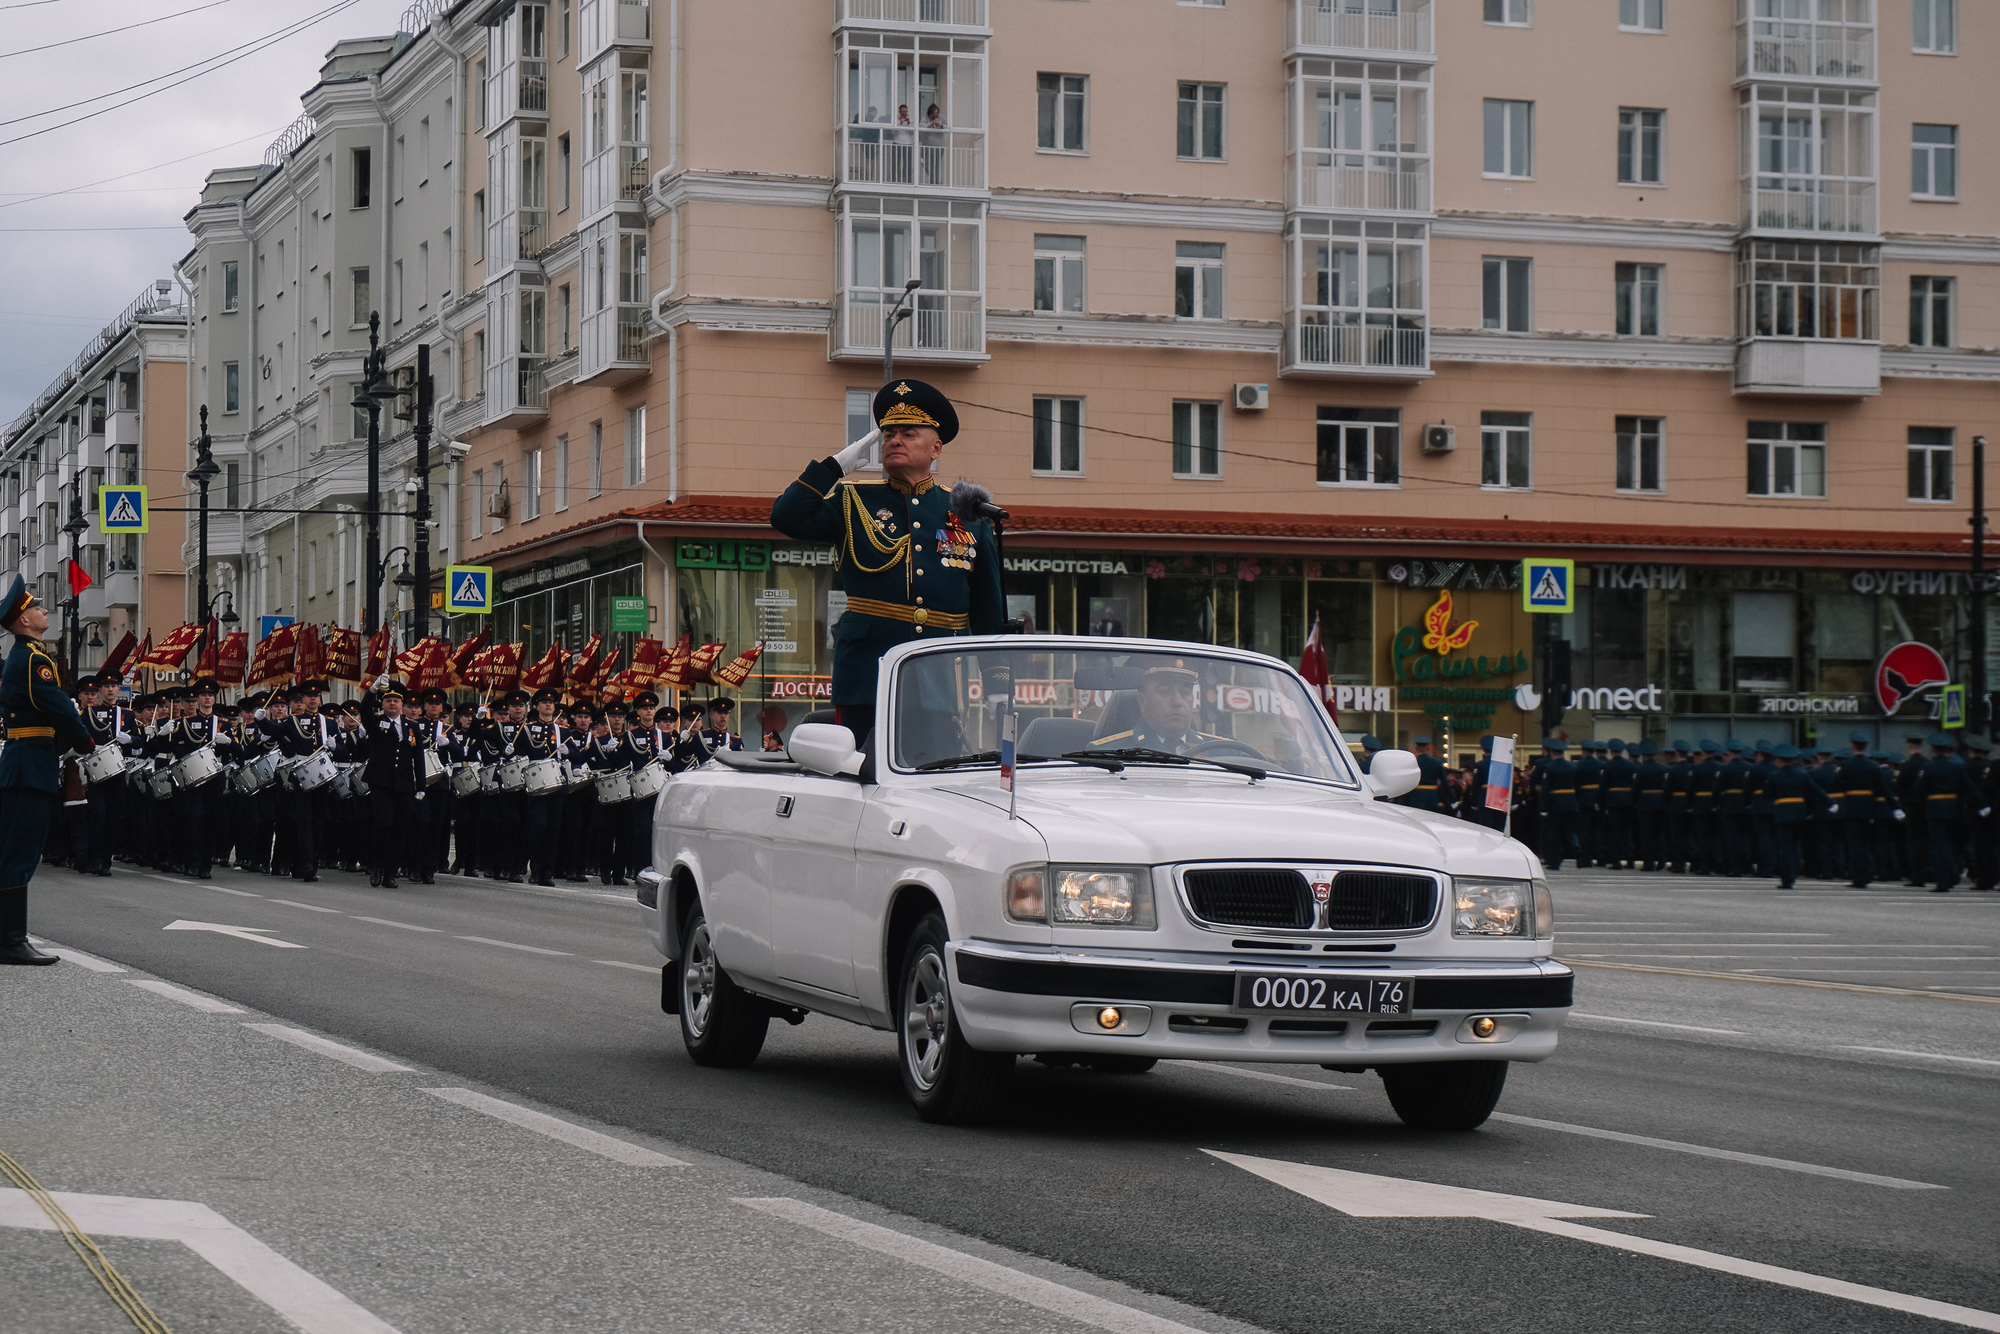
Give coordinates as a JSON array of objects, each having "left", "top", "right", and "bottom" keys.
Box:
[
  {"left": 0, "top": 283, "right": 189, "bottom": 672},
  {"left": 19, "top": 0, "right": 1989, "bottom": 748}
]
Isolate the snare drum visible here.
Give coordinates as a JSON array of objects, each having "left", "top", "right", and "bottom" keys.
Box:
[
  {"left": 629, "top": 762, "right": 669, "bottom": 800},
  {"left": 79, "top": 745, "right": 126, "bottom": 785},
  {"left": 236, "top": 750, "right": 280, "bottom": 793},
  {"left": 147, "top": 769, "right": 178, "bottom": 801},
  {"left": 497, "top": 758, "right": 531, "bottom": 792},
  {"left": 594, "top": 769, "right": 634, "bottom": 805},
  {"left": 293, "top": 749, "right": 338, "bottom": 791},
  {"left": 523, "top": 757, "right": 566, "bottom": 795},
  {"left": 127, "top": 757, "right": 155, "bottom": 792},
  {"left": 421, "top": 749, "right": 447, "bottom": 787},
  {"left": 565, "top": 762, "right": 596, "bottom": 794},
  {"left": 351, "top": 769, "right": 372, "bottom": 799},
  {"left": 450, "top": 762, "right": 485, "bottom": 798},
  {"left": 169, "top": 745, "right": 225, "bottom": 790},
  {"left": 478, "top": 764, "right": 501, "bottom": 794},
  {"left": 331, "top": 764, "right": 355, "bottom": 800}
]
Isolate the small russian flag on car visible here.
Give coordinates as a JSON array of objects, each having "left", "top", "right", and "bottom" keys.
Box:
[{"left": 1000, "top": 711, "right": 1016, "bottom": 792}]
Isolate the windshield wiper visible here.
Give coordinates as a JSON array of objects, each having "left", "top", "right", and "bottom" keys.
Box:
[
  {"left": 914, "top": 751, "right": 1125, "bottom": 773},
  {"left": 1067, "top": 747, "right": 1267, "bottom": 782}
]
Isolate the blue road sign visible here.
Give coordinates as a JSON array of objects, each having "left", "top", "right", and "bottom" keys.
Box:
[
  {"left": 445, "top": 565, "right": 494, "bottom": 614},
  {"left": 1522, "top": 559, "right": 1575, "bottom": 614}
]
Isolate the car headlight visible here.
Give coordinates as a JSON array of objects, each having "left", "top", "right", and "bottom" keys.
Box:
[
  {"left": 1452, "top": 877, "right": 1534, "bottom": 938},
  {"left": 1006, "top": 864, "right": 1156, "bottom": 927}
]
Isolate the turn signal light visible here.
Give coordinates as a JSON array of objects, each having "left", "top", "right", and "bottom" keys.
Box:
[{"left": 1097, "top": 1007, "right": 1123, "bottom": 1030}]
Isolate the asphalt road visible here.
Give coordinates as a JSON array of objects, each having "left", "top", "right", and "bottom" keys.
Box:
[{"left": 7, "top": 861, "right": 1998, "bottom": 1334}]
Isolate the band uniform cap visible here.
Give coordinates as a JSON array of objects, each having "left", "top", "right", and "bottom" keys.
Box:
[
  {"left": 706, "top": 697, "right": 735, "bottom": 713},
  {"left": 0, "top": 573, "right": 35, "bottom": 627},
  {"left": 503, "top": 689, "right": 532, "bottom": 706},
  {"left": 532, "top": 688, "right": 560, "bottom": 704},
  {"left": 1637, "top": 738, "right": 1659, "bottom": 755},
  {"left": 604, "top": 702, "right": 628, "bottom": 717},
  {"left": 191, "top": 677, "right": 220, "bottom": 695},
  {"left": 417, "top": 687, "right": 447, "bottom": 704},
  {"left": 872, "top": 378, "right": 959, "bottom": 444},
  {"left": 297, "top": 679, "right": 329, "bottom": 694},
  {"left": 378, "top": 682, "right": 407, "bottom": 701},
  {"left": 632, "top": 691, "right": 660, "bottom": 708},
  {"left": 680, "top": 703, "right": 706, "bottom": 720}
]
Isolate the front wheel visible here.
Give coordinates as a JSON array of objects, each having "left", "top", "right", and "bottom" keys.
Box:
[
  {"left": 898, "top": 914, "right": 1013, "bottom": 1124},
  {"left": 1379, "top": 1060, "right": 1508, "bottom": 1131},
  {"left": 678, "top": 907, "right": 769, "bottom": 1068}
]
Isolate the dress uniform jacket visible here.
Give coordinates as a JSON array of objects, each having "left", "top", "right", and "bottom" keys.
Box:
[
  {"left": 771, "top": 460, "right": 1006, "bottom": 706},
  {"left": 1397, "top": 753, "right": 1445, "bottom": 810},
  {"left": 0, "top": 637, "right": 90, "bottom": 794},
  {"left": 356, "top": 703, "right": 425, "bottom": 792}
]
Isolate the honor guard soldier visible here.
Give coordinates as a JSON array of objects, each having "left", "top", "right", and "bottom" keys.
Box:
[
  {"left": 1715, "top": 741, "right": 1752, "bottom": 875},
  {"left": 1599, "top": 739, "right": 1636, "bottom": 867},
  {"left": 1631, "top": 739, "right": 1667, "bottom": 871},
  {"left": 1395, "top": 735, "right": 1445, "bottom": 811},
  {"left": 1807, "top": 745, "right": 1844, "bottom": 880},
  {"left": 359, "top": 682, "right": 426, "bottom": 888},
  {"left": 0, "top": 574, "right": 94, "bottom": 965},
  {"left": 771, "top": 378, "right": 1006, "bottom": 743},
  {"left": 1766, "top": 745, "right": 1835, "bottom": 889},
  {"left": 1536, "top": 739, "right": 1579, "bottom": 869},
  {"left": 1836, "top": 730, "right": 1880, "bottom": 887},
  {"left": 1688, "top": 740, "right": 1722, "bottom": 875},
  {"left": 168, "top": 677, "right": 235, "bottom": 879},
  {"left": 1572, "top": 741, "right": 1605, "bottom": 867},
  {"left": 1747, "top": 741, "right": 1778, "bottom": 876},
  {"left": 1917, "top": 732, "right": 1983, "bottom": 892}
]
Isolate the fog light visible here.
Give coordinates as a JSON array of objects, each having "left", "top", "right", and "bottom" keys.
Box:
[
  {"left": 1470, "top": 1016, "right": 1498, "bottom": 1039},
  {"left": 1097, "top": 1007, "right": 1123, "bottom": 1030}
]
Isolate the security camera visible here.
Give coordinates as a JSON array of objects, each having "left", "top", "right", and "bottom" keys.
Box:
[
  {"left": 444, "top": 439, "right": 470, "bottom": 461},
  {"left": 403, "top": 479, "right": 420, "bottom": 495}
]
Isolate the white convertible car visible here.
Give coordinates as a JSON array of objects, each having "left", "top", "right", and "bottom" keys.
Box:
[{"left": 636, "top": 636, "right": 1570, "bottom": 1128}]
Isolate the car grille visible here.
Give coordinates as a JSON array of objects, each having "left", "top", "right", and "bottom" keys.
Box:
[
  {"left": 1324, "top": 871, "right": 1436, "bottom": 930},
  {"left": 1182, "top": 868, "right": 1312, "bottom": 928}
]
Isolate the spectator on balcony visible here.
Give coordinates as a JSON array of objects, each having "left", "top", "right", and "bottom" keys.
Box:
[
  {"left": 897, "top": 104, "right": 912, "bottom": 126},
  {"left": 925, "top": 104, "right": 944, "bottom": 128}
]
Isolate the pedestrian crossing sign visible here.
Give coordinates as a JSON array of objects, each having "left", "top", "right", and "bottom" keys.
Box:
[
  {"left": 445, "top": 564, "right": 493, "bottom": 614},
  {"left": 1521, "top": 558, "right": 1574, "bottom": 613},
  {"left": 1940, "top": 683, "right": 1966, "bottom": 729},
  {"left": 98, "top": 485, "right": 147, "bottom": 534}
]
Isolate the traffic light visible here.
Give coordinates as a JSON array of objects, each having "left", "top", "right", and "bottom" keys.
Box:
[{"left": 1542, "top": 637, "right": 1572, "bottom": 736}]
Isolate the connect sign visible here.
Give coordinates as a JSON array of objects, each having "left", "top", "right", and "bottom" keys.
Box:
[
  {"left": 99, "top": 485, "right": 147, "bottom": 534},
  {"left": 445, "top": 564, "right": 494, "bottom": 614},
  {"left": 1521, "top": 558, "right": 1574, "bottom": 614}
]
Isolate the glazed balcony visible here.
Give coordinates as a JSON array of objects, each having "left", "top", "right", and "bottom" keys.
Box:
[{"left": 1289, "top": 0, "right": 1432, "bottom": 56}]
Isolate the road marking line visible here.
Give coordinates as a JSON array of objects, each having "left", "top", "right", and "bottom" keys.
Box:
[
  {"left": 1512, "top": 1217, "right": 2000, "bottom": 1333},
  {"left": 1733, "top": 968, "right": 2000, "bottom": 975},
  {"left": 1559, "top": 932, "right": 1835, "bottom": 936},
  {"left": 205, "top": 885, "right": 264, "bottom": 898},
  {"left": 1489, "top": 1114, "right": 1946, "bottom": 1189},
  {"left": 243, "top": 1024, "right": 413, "bottom": 1073},
  {"left": 163, "top": 921, "right": 305, "bottom": 949},
  {"left": 26, "top": 940, "right": 124, "bottom": 972},
  {"left": 268, "top": 899, "right": 343, "bottom": 913},
  {"left": 423, "top": 1089, "right": 686, "bottom": 1167},
  {"left": 351, "top": 915, "right": 442, "bottom": 933},
  {"left": 1567, "top": 960, "right": 2000, "bottom": 1005},
  {"left": 1171, "top": 1062, "right": 1355, "bottom": 1092},
  {"left": 594, "top": 960, "right": 659, "bottom": 972},
  {"left": 0, "top": 1188, "right": 401, "bottom": 1334},
  {"left": 126, "top": 980, "right": 244, "bottom": 1014},
  {"left": 1569, "top": 1014, "right": 1746, "bottom": 1035},
  {"left": 735, "top": 1197, "right": 1217, "bottom": 1334},
  {"left": 455, "top": 935, "right": 570, "bottom": 956},
  {"left": 1841, "top": 1046, "right": 2000, "bottom": 1067},
  {"left": 145, "top": 873, "right": 263, "bottom": 898}
]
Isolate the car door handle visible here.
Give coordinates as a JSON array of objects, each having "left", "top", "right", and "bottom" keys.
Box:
[{"left": 775, "top": 795, "right": 794, "bottom": 818}]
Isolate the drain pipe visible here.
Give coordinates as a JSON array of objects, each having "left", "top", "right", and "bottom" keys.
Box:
[{"left": 634, "top": 516, "right": 671, "bottom": 655}]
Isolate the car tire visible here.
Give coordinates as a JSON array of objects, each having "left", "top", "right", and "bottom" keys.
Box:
[
  {"left": 898, "top": 914, "right": 1013, "bottom": 1124},
  {"left": 678, "top": 906, "right": 769, "bottom": 1068},
  {"left": 1379, "top": 1060, "right": 1508, "bottom": 1131},
  {"left": 1084, "top": 1055, "right": 1158, "bottom": 1074}
]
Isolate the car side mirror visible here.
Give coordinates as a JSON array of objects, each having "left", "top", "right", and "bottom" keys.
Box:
[
  {"left": 1367, "top": 749, "right": 1421, "bottom": 799},
  {"left": 788, "top": 722, "right": 865, "bottom": 777}
]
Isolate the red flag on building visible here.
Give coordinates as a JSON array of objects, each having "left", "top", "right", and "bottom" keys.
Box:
[
  {"left": 326, "top": 628, "right": 363, "bottom": 683},
  {"left": 711, "top": 643, "right": 765, "bottom": 689},
  {"left": 65, "top": 558, "right": 92, "bottom": 598},
  {"left": 653, "top": 633, "right": 694, "bottom": 689},
  {"left": 520, "top": 639, "right": 566, "bottom": 690},
  {"left": 295, "top": 624, "right": 327, "bottom": 683},
  {"left": 686, "top": 642, "right": 728, "bottom": 685},
  {"left": 1299, "top": 614, "right": 1335, "bottom": 726},
  {"left": 216, "top": 631, "right": 250, "bottom": 686},
  {"left": 363, "top": 625, "right": 392, "bottom": 680}
]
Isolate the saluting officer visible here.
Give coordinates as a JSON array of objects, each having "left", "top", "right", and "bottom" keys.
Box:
[
  {"left": 771, "top": 378, "right": 1006, "bottom": 743},
  {"left": 0, "top": 574, "right": 95, "bottom": 965},
  {"left": 358, "top": 681, "right": 426, "bottom": 888}
]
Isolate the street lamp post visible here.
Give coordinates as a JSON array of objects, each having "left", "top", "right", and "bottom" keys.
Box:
[
  {"left": 187, "top": 403, "right": 220, "bottom": 657},
  {"left": 1974, "top": 435, "right": 1989, "bottom": 733},
  {"left": 61, "top": 470, "right": 88, "bottom": 680},
  {"left": 411, "top": 343, "right": 435, "bottom": 641},
  {"left": 882, "top": 276, "right": 923, "bottom": 385},
  {"left": 352, "top": 312, "right": 398, "bottom": 635}
]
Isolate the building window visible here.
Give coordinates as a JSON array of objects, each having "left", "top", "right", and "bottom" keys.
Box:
[
  {"left": 1316, "top": 407, "right": 1399, "bottom": 487},
  {"left": 1908, "top": 427, "right": 1954, "bottom": 502},
  {"left": 557, "top": 133, "right": 571, "bottom": 211},
  {"left": 1620, "top": 0, "right": 1663, "bottom": 31},
  {"left": 351, "top": 147, "right": 372, "bottom": 208},
  {"left": 1484, "top": 0, "right": 1529, "bottom": 24},
  {"left": 1746, "top": 421, "right": 1826, "bottom": 498},
  {"left": 1032, "top": 397, "right": 1084, "bottom": 475},
  {"left": 625, "top": 405, "right": 646, "bottom": 486},
  {"left": 1482, "top": 99, "right": 1532, "bottom": 177},
  {"left": 223, "top": 362, "right": 240, "bottom": 414},
  {"left": 588, "top": 420, "right": 603, "bottom": 497},
  {"left": 393, "top": 259, "right": 405, "bottom": 323},
  {"left": 1291, "top": 217, "right": 1427, "bottom": 370},
  {"left": 1172, "top": 401, "right": 1222, "bottom": 477},
  {"left": 1912, "top": 124, "right": 1957, "bottom": 199},
  {"left": 1742, "top": 85, "right": 1875, "bottom": 232},
  {"left": 222, "top": 261, "right": 239, "bottom": 312},
  {"left": 840, "top": 196, "right": 985, "bottom": 355},
  {"left": 1482, "top": 257, "right": 1531, "bottom": 332},
  {"left": 351, "top": 267, "right": 370, "bottom": 327},
  {"left": 558, "top": 0, "right": 570, "bottom": 55},
  {"left": 225, "top": 462, "right": 240, "bottom": 508},
  {"left": 558, "top": 283, "right": 573, "bottom": 351},
  {"left": 474, "top": 58, "right": 487, "bottom": 128},
  {"left": 1909, "top": 276, "right": 1952, "bottom": 347},
  {"left": 1617, "top": 108, "right": 1663, "bottom": 184},
  {"left": 352, "top": 391, "right": 369, "bottom": 441},
  {"left": 845, "top": 389, "right": 874, "bottom": 452},
  {"left": 1914, "top": 0, "right": 1956, "bottom": 53},
  {"left": 473, "top": 190, "right": 486, "bottom": 261},
  {"left": 1034, "top": 235, "right": 1085, "bottom": 314},
  {"left": 1175, "top": 241, "right": 1225, "bottom": 320},
  {"left": 1615, "top": 262, "right": 1661, "bottom": 336},
  {"left": 1176, "top": 82, "right": 1225, "bottom": 160},
  {"left": 554, "top": 435, "right": 569, "bottom": 511},
  {"left": 1615, "top": 415, "right": 1664, "bottom": 492},
  {"left": 1037, "top": 74, "right": 1086, "bottom": 153},
  {"left": 471, "top": 469, "right": 484, "bottom": 539},
  {"left": 1480, "top": 411, "right": 1532, "bottom": 489},
  {"left": 490, "top": 461, "right": 505, "bottom": 533},
  {"left": 522, "top": 448, "right": 541, "bottom": 521},
  {"left": 1737, "top": 241, "right": 1878, "bottom": 340}
]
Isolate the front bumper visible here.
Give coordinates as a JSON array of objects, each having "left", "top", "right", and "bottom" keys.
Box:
[{"left": 947, "top": 941, "right": 1571, "bottom": 1065}]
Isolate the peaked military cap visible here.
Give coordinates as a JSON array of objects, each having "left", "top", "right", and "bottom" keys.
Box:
[
  {"left": 191, "top": 677, "right": 219, "bottom": 695},
  {"left": 604, "top": 701, "right": 627, "bottom": 717},
  {"left": 1606, "top": 738, "right": 1626, "bottom": 753},
  {"left": 378, "top": 682, "right": 407, "bottom": 701},
  {"left": 1671, "top": 739, "right": 1692, "bottom": 752},
  {"left": 1411, "top": 735, "right": 1431, "bottom": 746},
  {"left": 1359, "top": 734, "right": 1382, "bottom": 751},
  {"left": 532, "top": 687, "right": 560, "bottom": 704},
  {"left": 1542, "top": 738, "right": 1567, "bottom": 751},
  {"left": 1929, "top": 732, "right": 1955, "bottom": 748},
  {"left": 873, "top": 377, "right": 959, "bottom": 444},
  {"left": 680, "top": 702, "right": 706, "bottom": 720},
  {"left": 1725, "top": 739, "right": 1746, "bottom": 752},
  {"left": 1774, "top": 744, "right": 1800, "bottom": 759},
  {"left": 0, "top": 573, "right": 36, "bottom": 628},
  {"left": 297, "top": 678, "right": 329, "bottom": 694},
  {"left": 504, "top": 689, "right": 532, "bottom": 706},
  {"left": 706, "top": 697, "right": 735, "bottom": 713},
  {"left": 632, "top": 690, "right": 659, "bottom": 708},
  {"left": 1637, "top": 738, "right": 1659, "bottom": 755},
  {"left": 1849, "top": 729, "right": 1871, "bottom": 744}
]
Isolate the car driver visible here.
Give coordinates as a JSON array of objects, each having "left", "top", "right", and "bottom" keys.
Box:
[{"left": 1089, "top": 660, "right": 1226, "bottom": 754}]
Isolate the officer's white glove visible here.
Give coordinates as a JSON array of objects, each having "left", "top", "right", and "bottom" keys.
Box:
[
  {"left": 253, "top": 708, "right": 266, "bottom": 721},
  {"left": 503, "top": 744, "right": 514, "bottom": 757},
  {"left": 1893, "top": 808, "right": 1907, "bottom": 821},
  {"left": 116, "top": 731, "right": 131, "bottom": 745},
  {"left": 373, "top": 674, "right": 391, "bottom": 691},
  {"left": 1982, "top": 807, "right": 1993, "bottom": 819},
  {"left": 1827, "top": 803, "right": 1839, "bottom": 815},
  {"left": 832, "top": 428, "right": 879, "bottom": 475}
]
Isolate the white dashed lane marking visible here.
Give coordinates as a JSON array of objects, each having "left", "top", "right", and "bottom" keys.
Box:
[
  {"left": 127, "top": 980, "right": 245, "bottom": 1014},
  {"left": 423, "top": 1089, "right": 687, "bottom": 1167},
  {"left": 455, "top": 935, "right": 570, "bottom": 956},
  {"left": 243, "top": 1024, "right": 413, "bottom": 1073}
]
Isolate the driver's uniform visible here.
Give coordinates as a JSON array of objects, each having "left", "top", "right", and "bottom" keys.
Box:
[{"left": 1087, "top": 725, "right": 1229, "bottom": 754}]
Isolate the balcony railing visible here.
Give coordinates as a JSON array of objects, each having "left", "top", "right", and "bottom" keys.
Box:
[
  {"left": 616, "top": 0, "right": 650, "bottom": 39},
  {"left": 622, "top": 149, "right": 650, "bottom": 200},
  {"left": 838, "top": 0, "right": 987, "bottom": 26},
  {"left": 1745, "top": 181, "right": 1876, "bottom": 234},
  {"left": 1293, "top": 154, "right": 1430, "bottom": 212},
  {"left": 843, "top": 295, "right": 983, "bottom": 356},
  {"left": 1289, "top": 0, "right": 1431, "bottom": 54},
  {"left": 842, "top": 128, "right": 985, "bottom": 190},
  {"left": 1738, "top": 22, "right": 1874, "bottom": 81},
  {"left": 616, "top": 311, "right": 649, "bottom": 363},
  {"left": 1292, "top": 318, "right": 1426, "bottom": 371},
  {"left": 519, "top": 209, "right": 548, "bottom": 255},
  {"left": 520, "top": 59, "right": 548, "bottom": 112},
  {"left": 516, "top": 358, "right": 548, "bottom": 411}
]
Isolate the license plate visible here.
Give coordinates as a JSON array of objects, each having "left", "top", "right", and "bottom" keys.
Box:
[{"left": 1233, "top": 972, "right": 1408, "bottom": 1015}]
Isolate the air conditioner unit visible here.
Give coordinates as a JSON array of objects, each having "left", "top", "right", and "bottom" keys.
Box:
[
  {"left": 485, "top": 481, "right": 510, "bottom": 518},
  {"left": 1233, "top": 382, "right": 1269, "bottom": 411},
  {"left": 1422, "top": 423, "right": 1457, "bottom": 454}
]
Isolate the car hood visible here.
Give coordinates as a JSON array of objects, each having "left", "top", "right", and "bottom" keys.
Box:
[{"left": 931, "top": 769, "right": 1535, "bottom": 876}]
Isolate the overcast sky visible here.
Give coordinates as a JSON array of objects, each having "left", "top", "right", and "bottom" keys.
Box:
[{"left": 0, "top": 0, "right": 415, "bottom": 426}]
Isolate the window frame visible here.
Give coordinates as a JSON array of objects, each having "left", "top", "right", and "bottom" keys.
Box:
[
  {"left": 554, "top": 434, "right": 570, "bottom": 512},
  {"left": 1619, "top": 0, "right": 1664, "bottom": 32},
  {"left": 1482, "top": 99, "right": 1533, "bottom": 179},
  {"left": 1481, "top": 256, "right": 1532, "bottom": 333},
  {"left": 1615, "top": 261, "right": 1662, "bottom": 338},
  {"left": 1617, "top": 107, "right": 1664, "bottom": 185},
  {"left": 1913, "top": 0, "right": 1956, "bottom": 54},
  {"left": 1316, "top": 407, "right": 1401, "bottom": 488},
  {"left": 1912, "top": 124, "right": 1958, "bottom": 201},
  {"left": 1037, "top": 73, "right": 1088, "bottom": 154},
  {"left": 625, "top": 404, "right": 646, "bottom": 487},
  {"left": 351, "top": 267, "right": 371, "bottom": 328},
  {"left": 1480, "top": 410, "right": 1533, "bottom": 491},
  {"left": 521, "top": 448, "right": 542, "bottom": 521},
  {"left": 1615, "top": 415, "right": 1665, "bottom": 493},
  {"left": 1176, "top": 81, "right": 1226, "bottom": 162},
  {"left": 223, "top": 361, "right": 240, "bottom": 415},
  {"left": 1907, "top": 427, "right": 1954, "bottom": 503},
  {"left": 1032, "top": 396, "right": 1086, "bottom": 476},
  {"left": 1484, "top": 0, "right": 1530, "bottom": 26},
  {"left": 1171, "top": 400, "right": 1223, "bottom": 479},
  {"left": 1909, "top": 275, "right": 1952, "bottom": 348},
  {"left": 588, "top": 419, "right": 604, "bottom": 497},
  {"left": 1745, "top": 421, "right": 1827, "bottom": 500},
  {"left": 351, "top": 146, "right": 373, "bottom": 209},
  {"left": 1033, "top": 234, "right": 1086, "bottom": 315},
  {"left": 222, "top": 261, "right": 240, "bottom": 312},
  {"left": 1174, "top": 241, "right": 1226, "bottom": 321}
]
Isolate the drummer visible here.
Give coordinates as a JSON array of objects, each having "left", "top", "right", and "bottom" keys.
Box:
[
  {"left": 167, "top": 676, "right": 234, "bottom": 880},
  {"left": 333, "top": 701, "right": 369, "bottom": 874},
  {"left": 259, "top": 681, "right": 331, "bottom": 883},
  {"left": 78, "top": 673, "right": 122, "bottom": 877},
  {"left": 667, "top": 701, "right": 707, "bottom": 773},
  {"left": 123, "top": 692, "right": 158, "bottom": 870},
  {"left": 474, "top": 689, "right": 531, "bottom": 882},
  {"left": 557, "top": 700, "right": 595, "bottom": 883},
  {"left": 449, "top": 703, "right": 482, "bottom": 876},
  {"left": 620, "top": 691, "right": 669, "bottom": 886},
  {"left": 510, "top": 687, "right": 564, "bottom": 888},
  {"left": 402, "top": 687, "right": 452, "bottom": 886},
  {"left": 585, "top": 701, "right": 634, "bottom": 887}
]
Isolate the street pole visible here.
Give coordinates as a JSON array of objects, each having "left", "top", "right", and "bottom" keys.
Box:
[
  {"left": 882, "top": 277, "right": 921, "bottom": 385},
  {"left": 413, "top": 342, "right": 433, "bottom": 642},
  {"left": 191, "top": 405, "right": 216, "bottom": 650},
  {"left": 63, "top": 471, "right": 85, "bottom": 681},
  {"left": 1974, "top": 435, "right": 1988, "bottom": 733},
  {"left": 360, "top": 312, "right": 384, "bottom": 635}
]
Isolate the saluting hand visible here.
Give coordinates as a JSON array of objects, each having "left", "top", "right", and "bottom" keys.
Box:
[{"left": 832, "top": 428, "right": 879, "bottom": 475}]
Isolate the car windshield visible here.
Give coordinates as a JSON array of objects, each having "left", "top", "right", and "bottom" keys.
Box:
[{"left": 890, "top": 642, "right": 1360, "bottom": 785}]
